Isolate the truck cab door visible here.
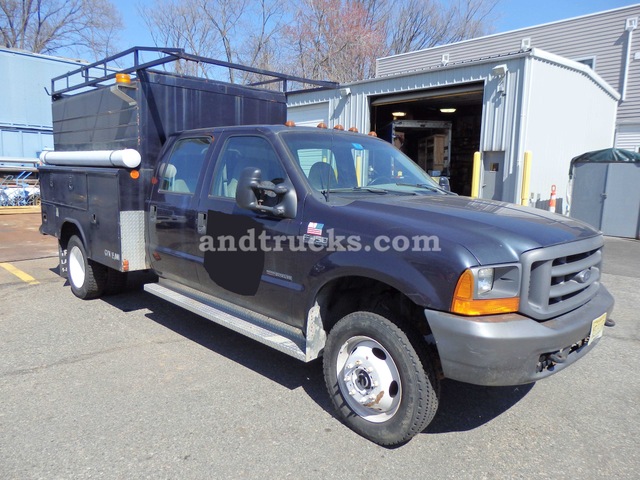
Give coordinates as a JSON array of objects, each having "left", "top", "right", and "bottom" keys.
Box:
[
  {"left": 195, "top": 133, "right": 302, "bottom": 327},
  {"left": 148, "top": 135, "right": 212, "bottom": 290}
]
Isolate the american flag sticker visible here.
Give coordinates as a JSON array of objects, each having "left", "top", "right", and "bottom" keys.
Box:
[{"left": 306, "top": 222, "right": 324, "bottom": 236}]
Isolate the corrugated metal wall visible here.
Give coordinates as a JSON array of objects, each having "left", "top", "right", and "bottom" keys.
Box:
[
  {"left": 0, "top": 130, "right": 50, "bottom": 158},
  {"left": 289, "top": 55, "right": 514, "bottom": 134},
  {"left": 289, "top": 49, "right": 619, "bottom": 207},
  {"left": 376, "top": 5, "right": 639, "bottom": 147},
  {"left": 479, "top": 57, "right": 526, "bottom": 203},
  {"left": 0, "top": 49, "right": 85, "bottom": 160},
  {"left": 616, "top": 124, "right": 640, "bottom": 151}
]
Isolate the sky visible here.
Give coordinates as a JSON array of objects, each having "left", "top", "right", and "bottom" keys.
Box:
[
  {"left": 492, "top": 0, "right": 637, "bottom": 32},
  {"left": 110, "top": 0, "right": 638, "bottom": 54}
]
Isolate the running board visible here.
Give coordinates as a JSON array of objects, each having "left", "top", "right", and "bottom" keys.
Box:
[{"left": 144, "top": 281, "right": 312, "bottom": 362}]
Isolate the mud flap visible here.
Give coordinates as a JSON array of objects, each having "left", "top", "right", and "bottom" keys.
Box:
[{"left": 58, "top": 242, "right": 68, "bottom": 278}]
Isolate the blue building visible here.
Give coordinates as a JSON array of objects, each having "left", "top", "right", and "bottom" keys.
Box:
[{"left": 0, "top": 48, "right": 86, "bottom": 171}]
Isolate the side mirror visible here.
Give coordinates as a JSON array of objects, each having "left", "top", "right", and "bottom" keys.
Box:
[{"left": 236, "top": 167, "right": 297, "bottom": 218}]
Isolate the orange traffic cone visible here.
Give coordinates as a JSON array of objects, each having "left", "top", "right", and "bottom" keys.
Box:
[{"left": 549, "top": 185, "right": 557, "bottom": 213}]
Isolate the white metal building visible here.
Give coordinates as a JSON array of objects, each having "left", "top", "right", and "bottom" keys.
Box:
[
  {"left": 288, "top": 49, "right": 618, "bottom": 211},
  {"left": 376, "top": 4, "right": 640, "bottom": 153},
  {"left": 288, "top": 5, "right": 636, "bottom": 212}
]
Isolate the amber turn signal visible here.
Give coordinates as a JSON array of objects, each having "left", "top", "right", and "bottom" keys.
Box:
[
  {"left": 451, "top": 269, "right": 519, "bottom": 316},
  {"left": 115, "top": 73, "right": 131, "bottom": 84}
]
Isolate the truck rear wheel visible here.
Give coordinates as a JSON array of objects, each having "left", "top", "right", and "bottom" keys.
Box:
[
  {"left": 323, "top": 311, "right": 439, "bottom": 446},
  {"left": 67, "top": 235, "right": 107, "bottom": 299}
]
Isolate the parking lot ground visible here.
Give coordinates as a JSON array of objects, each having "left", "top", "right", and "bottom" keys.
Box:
[
  {"left": 0, "top": 211, "right": 57, "bottom": 262},
  {"left": 1, "top": 213, "right": 639, "bottom": 479}
]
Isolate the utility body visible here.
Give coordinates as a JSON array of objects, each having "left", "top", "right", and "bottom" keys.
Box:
[{"left": 39, "top": 48, "right": 614, "bottom": 446}]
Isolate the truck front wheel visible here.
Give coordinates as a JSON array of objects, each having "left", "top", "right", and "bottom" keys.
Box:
[
  {"left": 67, "top": 235, "right": 107, "bottom": 299},
  {"left": 323, "top": 311, "right": 440, "bottom": 446}
]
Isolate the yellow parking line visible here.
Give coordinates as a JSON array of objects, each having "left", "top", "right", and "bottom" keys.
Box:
[{"left": 0, "top": 262, "right": 39, "bottom": 285}]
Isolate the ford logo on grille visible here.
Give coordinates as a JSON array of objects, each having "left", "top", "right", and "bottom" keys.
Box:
[{"left": 575, "top": 269, "right": 592, "bottom": 283}]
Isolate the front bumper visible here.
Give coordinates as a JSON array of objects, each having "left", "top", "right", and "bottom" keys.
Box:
[{"left": 425, "top": 285, "right": 615, "bottom": 386}]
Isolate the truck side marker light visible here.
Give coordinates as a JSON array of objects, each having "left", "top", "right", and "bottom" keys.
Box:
[
  {"left": 151, "top": 177, "right": 158, "bottom": 185},
  {"left": 368, "top": 131, "right": 377, "bottom": 137},
  {"left": 348, "top": 127, "right": 358, "bottom": 132},
  {"left": 285, "top": 120, "right": 296, "bottom": 127},
  {"left": 122, "top": 260, "right": 130, "bottom": 272},
  {"left": 152, "top": 252, "right": 161, "bottom": 261},
  {"left": 130, "top": 170, "right": 140, "bottom": 179},
  {"left": 334, "top": 125, "right": 344, "bottom": 130},
  {"left": 451, "top": 269, "right": 519, "bottom": 316},
  {"left": 317, "top": 122, "right": 327, "bottom": 129}
]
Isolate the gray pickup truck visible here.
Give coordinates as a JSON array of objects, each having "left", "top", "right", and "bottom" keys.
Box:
[{"left": 39, "top": 48, "right": 614, "bottom": 446}]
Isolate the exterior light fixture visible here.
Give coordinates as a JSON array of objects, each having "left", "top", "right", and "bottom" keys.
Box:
[
  {"left": 492, "top": 64, "right": 508, "bottom": 77},
  {"left": 440, "top": 108, "right": 456, "bottom": 113},
  {"left": 392, "top": 111, "right": 406, "bottom": 117}
]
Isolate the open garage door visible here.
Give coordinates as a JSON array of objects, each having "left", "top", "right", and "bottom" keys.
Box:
[{"left": 371, "top": 83, "right": 483, "bottom": 196}]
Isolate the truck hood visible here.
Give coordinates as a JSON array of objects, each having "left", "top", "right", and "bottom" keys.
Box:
[{"left": 345, "top": 194, "right": 599, "bottom": 265}]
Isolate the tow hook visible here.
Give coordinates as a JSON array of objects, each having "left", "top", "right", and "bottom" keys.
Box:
[
  {"left": 537, "top": 349, "right": 569, "bottom": 372},
  {"left": 548, "top": 350, "right": 568, "bottom": 364}
]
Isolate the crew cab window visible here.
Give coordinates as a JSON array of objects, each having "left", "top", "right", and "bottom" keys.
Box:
[
  {"left": 158, "top": 137, "right": 211, "bottom": 194},
  {"left": 210, "top": 136, "right": 287, "bottom": 198}
]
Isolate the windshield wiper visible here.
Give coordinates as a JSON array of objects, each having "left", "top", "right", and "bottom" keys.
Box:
[
  {"left": 395, "top": 182, "right": 444, "bottom": 193},
  {"left": 323, "top": 186, "right": 389, "bottom": 195}
]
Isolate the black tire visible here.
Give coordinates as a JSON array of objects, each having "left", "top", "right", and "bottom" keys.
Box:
[
  {"left": 67, "top": 235, "right": 107, "bottom": 299},
  {"left": 105, "top": 268, "right": 128, "bottom": 295},
  {"left": 28, "top": 194, "right": 41, "bottom": 206},
  {"left": 323, "top": 311, "right": 439, "bottom": 446}
]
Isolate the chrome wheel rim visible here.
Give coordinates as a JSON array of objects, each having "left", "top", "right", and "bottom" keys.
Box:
[{"left": 336, "top": 336, "right": 402, "bottom": 423}]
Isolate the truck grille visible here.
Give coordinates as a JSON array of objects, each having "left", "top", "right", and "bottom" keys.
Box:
[{"left": 519, "top": 236, "right": 603, "bottom": 320}]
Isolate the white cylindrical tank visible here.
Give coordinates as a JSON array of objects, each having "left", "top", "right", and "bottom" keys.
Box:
[{"left": 40, "top": 149, "right": 141, "bottom": 168}]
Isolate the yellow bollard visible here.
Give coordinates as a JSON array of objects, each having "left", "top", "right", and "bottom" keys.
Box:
[
  {"left": 471, "top": 152, "right": 481, "bottom": 198},
  {"left": 521, "top": 151, "right": 532, "bottom": 206}
]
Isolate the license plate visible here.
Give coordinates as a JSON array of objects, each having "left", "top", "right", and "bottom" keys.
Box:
[{"left": 588, "top": 313, "right": 607, "bottom": 345}]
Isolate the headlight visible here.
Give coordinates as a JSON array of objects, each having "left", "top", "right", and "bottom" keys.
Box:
[
  {"left": 476, "top": 268, "right": 494, "bottom": 294},
  {"left": 451, "top": 264, "right": 521, "bottom": 315}
]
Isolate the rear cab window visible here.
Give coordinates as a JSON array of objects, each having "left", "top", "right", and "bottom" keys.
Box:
[{"left": 158, "top": 137, "right": 212, "bottom": 194}]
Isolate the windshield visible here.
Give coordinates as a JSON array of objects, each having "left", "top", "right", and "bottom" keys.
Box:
[{"left": 280, "top": 130, "right": 442, "bottom": 194}]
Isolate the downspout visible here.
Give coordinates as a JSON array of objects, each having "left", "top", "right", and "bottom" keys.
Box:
[{"left": 621, "top": 17, "right": 637, "bottom": 101}]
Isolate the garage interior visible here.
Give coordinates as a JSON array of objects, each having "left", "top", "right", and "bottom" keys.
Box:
[{"left": 370, "top": 83, "right": 484, "bottom": 196}]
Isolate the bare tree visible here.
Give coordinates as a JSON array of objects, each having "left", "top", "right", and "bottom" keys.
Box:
[
  {"left": 238, "top": 0, "right": 287, "bottom": 79},
  {"left": 386, "top": 0, "right": 446, "bottom": 55},
  {"left": 284, "top": 0, "right": 386, "bottom": 83},
  {"left": 139, "top": 0, "right": 216, "bottom": 76},
  {"left": 387, "top": 0, "right": 499, "bottom": 55},
  {"left": 140, "top": 0, "right": 286, "bottom": 83},
  {"left": 283, "top": 0, "right": 498, "bottom": 82},
  {"left": 138, "top": 0, "right": 498, "bottom": 84},
  {"left": 198, "top": 0, "right": 246, "bottom": 82},
  {"left": 0, "top": 0, "right": 123, "bottom": 59}
]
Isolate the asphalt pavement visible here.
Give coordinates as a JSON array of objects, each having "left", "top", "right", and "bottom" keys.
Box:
[{"left": 0, "top": 213, "right": 638, "bottom": 479}]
